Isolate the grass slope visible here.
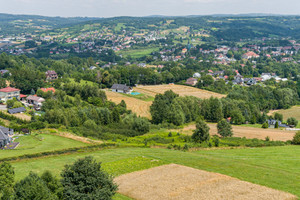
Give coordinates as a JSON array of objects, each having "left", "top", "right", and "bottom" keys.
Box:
[
  {"left": 1, "top": 133, "right": 89, "bottom": 159},
  {"left": 10, "top": 146, "right": 300, "bottom": 197}
]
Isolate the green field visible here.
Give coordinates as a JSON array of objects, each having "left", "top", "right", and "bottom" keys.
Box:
[
  {"left": 9, "top": 146, "right": 300, "bottom": 197},
  {"left": 269, "top": 106, "right": 300, "bottom": 128},
  {"left": 1, "top": 133, "right": 89, "bottom": 159},
  {"left": 117, "top": 47, "right": 159, "bottom": 58},
  {"left": 120, "top": 92, "right": 155, "bottom": 102}
]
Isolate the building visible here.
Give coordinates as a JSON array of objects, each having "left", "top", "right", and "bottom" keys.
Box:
[
  {"left": 0, "top": 126, "right": 13, "bottom": 148},
  {"left": 27, "top": 95, "right": 45, "bottom": 108},
  {"left": 0, "top": 87, "right": 20, "bottom": 101},
  {"left": 8, "top": 107, "right": 26, "bottom": 114},
  {"left": 45, "top": 70, "right": 58, "bottom": 81},
  {"left": 185, "top": 78, "right": 198, "bottom": 86},
  {"left": 111, "top": 84, "right": 133, "bottom": 94},
  {"left": 40, "top": 87, "right": 56, "bottom": 93},
  {"left": 242, "top": 51, "right": 260, "bottom": 59},
  {"left": 267, "top": 120, "right": 289, "bottom": 128}
]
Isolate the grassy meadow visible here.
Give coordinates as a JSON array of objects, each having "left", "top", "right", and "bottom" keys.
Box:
[
  {"left": 0, "top": 133, "right": 89, "bottom": 159},
  {"left": 9, "top": 146, "right": 300, "bottom": 197}
]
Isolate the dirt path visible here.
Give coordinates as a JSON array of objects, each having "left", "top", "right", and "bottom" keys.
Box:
[
  {"left": 105, "top": 90, "right": 152, "bottom": 118},
  {"left": 177, "top": 123, "right": 296, "bottom": 141},
  {"left": 116, "top": 164, "right": 297, "bottom": 200}
]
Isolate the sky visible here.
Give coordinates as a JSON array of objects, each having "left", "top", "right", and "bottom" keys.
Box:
[{"left": 0, "top": 0, "right": 299, "bottom": 18}]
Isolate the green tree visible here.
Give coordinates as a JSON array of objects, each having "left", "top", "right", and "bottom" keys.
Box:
[
  {"left": 192, "top": 120, "right": 210, "bottom": 143},
  {"left": 61, "top": 156, "right": 117, "bottom": 200},
  {"left": 41, "top": 171, "right": 63, "bottom": 199},
  {"left": 14, "top": 172, "right": 58, "bottom": 200},
  {"left": 274, "top": 113, "right": 283, "bottom": 121},
  {"left": 262, "top": 122, "right": 269, "bottom": 129},
  {"left": 287, "top": 117, "right": 298, "bottom": 127},
  {"left": 292, "top": 131, "right": 300, "bottom": 145},
  {"left": 0, "top": 162, "right": 14, "bottom": 200},
  {"left": 275, "top": 121, "right": 279, "bottom": 128},
  {"left": 217, "top": 119, "right": 233, "bottom": 137}
]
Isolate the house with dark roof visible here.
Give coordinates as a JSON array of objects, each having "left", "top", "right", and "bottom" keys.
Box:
[
  {"left": 267, "top": 120, "right": 289, "bottom": 128},
  {"left": 0, "top": 126, "right": 13, "bottom": 148},
  {"left": 0, "top": 87, "right": 20, "bottom": 101},
  {"left": 111, "top": 84, "right": 133, "bottom": 94},
  {"left": 45, "top": 70, "right": 58, "bottom": 81},
  {"left": 8, "top": 107, "right": 26, "bottom": 114}
]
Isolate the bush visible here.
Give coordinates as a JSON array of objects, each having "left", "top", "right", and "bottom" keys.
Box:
[
  {"left": 292, "top": 132, "right": 300, "bottom": 145},
  {"left": 287, "top": 117, "right": 298, "bottom": 127},
  {"left": 262, "top": 122, "right": 269, "bottom": 129}
]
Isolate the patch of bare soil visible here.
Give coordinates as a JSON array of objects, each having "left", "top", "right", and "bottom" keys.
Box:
[{"left": 115, "top": 164, "right": 297, "bottom": 200}]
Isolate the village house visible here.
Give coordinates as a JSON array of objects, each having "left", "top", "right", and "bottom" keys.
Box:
[
  {"left": 26, "top": 95, "right": 45, "bottom": 110},
  {"left": 40, "top": 87, "right": 56, "bottom": 93},
  {"left": 0, "top": 126, "right": 13, "bottom": 148},
  {"left": 0, "top": 87, "right": 20, "bottom": 101},
  {"left": 185, "top": 78, "right": 198, "bottom": 86},
  {"left": 45, "top": 70, "right": 58, "bottom": 81},
  {"left": 111, "top": 84, "right": 133, "bottom": 94},
  {"left": 267, "top": 120, "right": 289, "bottom": 128},
  {"left": 242, "top": 51, "right": 260, "bottom": 59}
]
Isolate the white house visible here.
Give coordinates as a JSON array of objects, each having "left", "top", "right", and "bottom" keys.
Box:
[{"left": 111, "top": 84, "right": 133, "bottom": 94}]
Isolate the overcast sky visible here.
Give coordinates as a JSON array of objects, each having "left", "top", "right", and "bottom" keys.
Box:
[{"left": 0, "top": 0, "right": 299, "bottom": 18}]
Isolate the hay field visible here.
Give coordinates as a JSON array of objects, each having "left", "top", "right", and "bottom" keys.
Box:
[
  {"left": 105, "top": 90, "right": 151, "bottom": 118},
  {"left": 177, "top": 123, "right": 295, "bottom": 141},
  {"left": 135, "top": 85, "right": 225, "bottom": 99},
  {"left": 268, "top": 106, "right": 300, "bottom": 121},
  {"left": 116, "top": 164, "right": 297, "bottom": 200}
]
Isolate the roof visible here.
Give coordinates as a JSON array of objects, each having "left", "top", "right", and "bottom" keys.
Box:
[
  {"left": 111, "top": 84, "right": 132, "bottom": 91},
  {"left": 27, "top": 95, "right": 45, "bottom": 102},
  {"left": 41, "top": 87, "right": 56, "bottom": 93},
  {"left": 0, "top": 126, "right": 12, "bottom": 141},
  {"left": 0, "top": 87, "right": 20, "bottom": 93},
  {"left": 8, "top": 107, "right": 26, "bottom": 114},
  {"left": 45, "top": 70, "right": 57, "bottom": 75},
  {"left": 20, "top": 94, "right": 27, "bottom": 98}
]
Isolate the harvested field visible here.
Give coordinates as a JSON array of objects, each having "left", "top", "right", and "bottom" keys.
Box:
[
  {"left": 177, "top": 123, "right": 296, "bottom": 141},
  {"left": 134, "top": 84, "right": 225, "bottom": 99},
  {"left": 10, "top": 113, "right": 31, "bottom": 121},
  {"left": 116, "top": 164, "right": 297, "bottom": 200},
  {"left": 105, "top": 90, "right": 151, "bottom": 118}
]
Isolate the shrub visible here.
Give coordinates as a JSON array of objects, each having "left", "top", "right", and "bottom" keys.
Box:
[
  {"left": 292, "top": 132, "right": 300, "bottom": 145},
  {"left": 262, "top": 122, "right": 269, "bottom": 129},
  {"left": 287, "top": 117, "right": 298, "bottom": 127}
]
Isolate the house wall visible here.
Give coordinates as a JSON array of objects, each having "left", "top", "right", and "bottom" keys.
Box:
[{"left": 0, "top": 91, "right": 20, "bottom": 101}]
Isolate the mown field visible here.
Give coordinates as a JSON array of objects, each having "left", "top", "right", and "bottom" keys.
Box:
[
  {"left": 1, "top": 133, "right": 89, "bottom": 159},
  {"left": 9, "top": 146, "right": 300, "bottom": 198},
  {"left": 269, "top": 106, "right": 300, "bottom": 122},
  {"left": 117, "top": 47, "right": 160, "bottom": 58},
  {"left": 134, "top": 84, "right": 226, "bottom": 99}
]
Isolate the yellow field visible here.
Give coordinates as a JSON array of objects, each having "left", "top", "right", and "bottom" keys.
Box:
[
  {"left": 175, "top": 123, "right": 296, "bottom": 141},
  {"left": 134, "top": 84, "right": 225, "bottom": 99},
  {"left": 105, "top": 90, "right": 152, "bottom": 118},
  {"left": 116, "top": 164, "right": 296, "bottom": 200},
  {"left": 268, "top": 106, "right": 300, "bottom": 121}
]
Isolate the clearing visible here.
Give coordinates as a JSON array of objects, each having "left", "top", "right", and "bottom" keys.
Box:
[
  {"left": 116, "top": 164, "right": 297, "bottom": 200},
  {"left": 177, "top": 123, "right": 296, "bottom": 141},
  {"left": 134, "top": 84, "right": 225, "bottom": 99},
  {"left": 105, "top": 90, "right": 152, "bottom": 118}
]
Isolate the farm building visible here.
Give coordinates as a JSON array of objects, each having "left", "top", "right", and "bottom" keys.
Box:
[
  {"left": 8, "top": 107, "right": 26, "bottom": 114},
  {"left": 0, "top": 87, "right": 21, "bottom": 101},
  {"left": 111, "top": 84, "right": 133, "bottom": 94},
  {"left": 267, "top": 120, "right": 289, "bottom": 128},
  {"left": 0, "top": 126, "right": 13, "bottom": 148}
]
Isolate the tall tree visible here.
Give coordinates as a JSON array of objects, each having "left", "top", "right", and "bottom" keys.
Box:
[
  {"left": 61, "top": 156, "right": 117, "bottom": 200},
  {"left": 217, "top": 119, "right": 233, "bottom": 137},
  {"left": 0, "top": 162, "right": 14, "bottom": 200},
  {"left": 192, "top": 120, "right": 210, "bottom": 143}
]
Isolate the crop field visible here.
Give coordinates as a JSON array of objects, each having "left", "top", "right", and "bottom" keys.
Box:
[
  {"left": 9, "top": 146, "right": 300, "bottom": 197},
  {"left": 176, "top": 123, "right": 296, "bottom": 141},
  {"left": 105, "top": 90, "right": 152, "bottom": 118},
  {"left": 117, "top": 47, "right": 160, "bottom": 58},
  {"left": 1, "top": 133, "right": 89, "bottom": 160},
  {"left": 116, "top": 164, "right": 297, "bottom": 200},
  {"left": 134, "top": 84, "right": 226, "bottom": 99}
]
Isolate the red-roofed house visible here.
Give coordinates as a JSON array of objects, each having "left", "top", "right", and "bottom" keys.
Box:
[
  {"left": 41, "top": 87, "right": 56, "bottom": 93},
  {"left": 242, "top": 51, "right": 260, "bottom": 59},
  {"left": 185, "top": 78, "right": 198, "bottom": 86},
  {"left": 0, "top": 87, "right": 20, "bottom": 101}
]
